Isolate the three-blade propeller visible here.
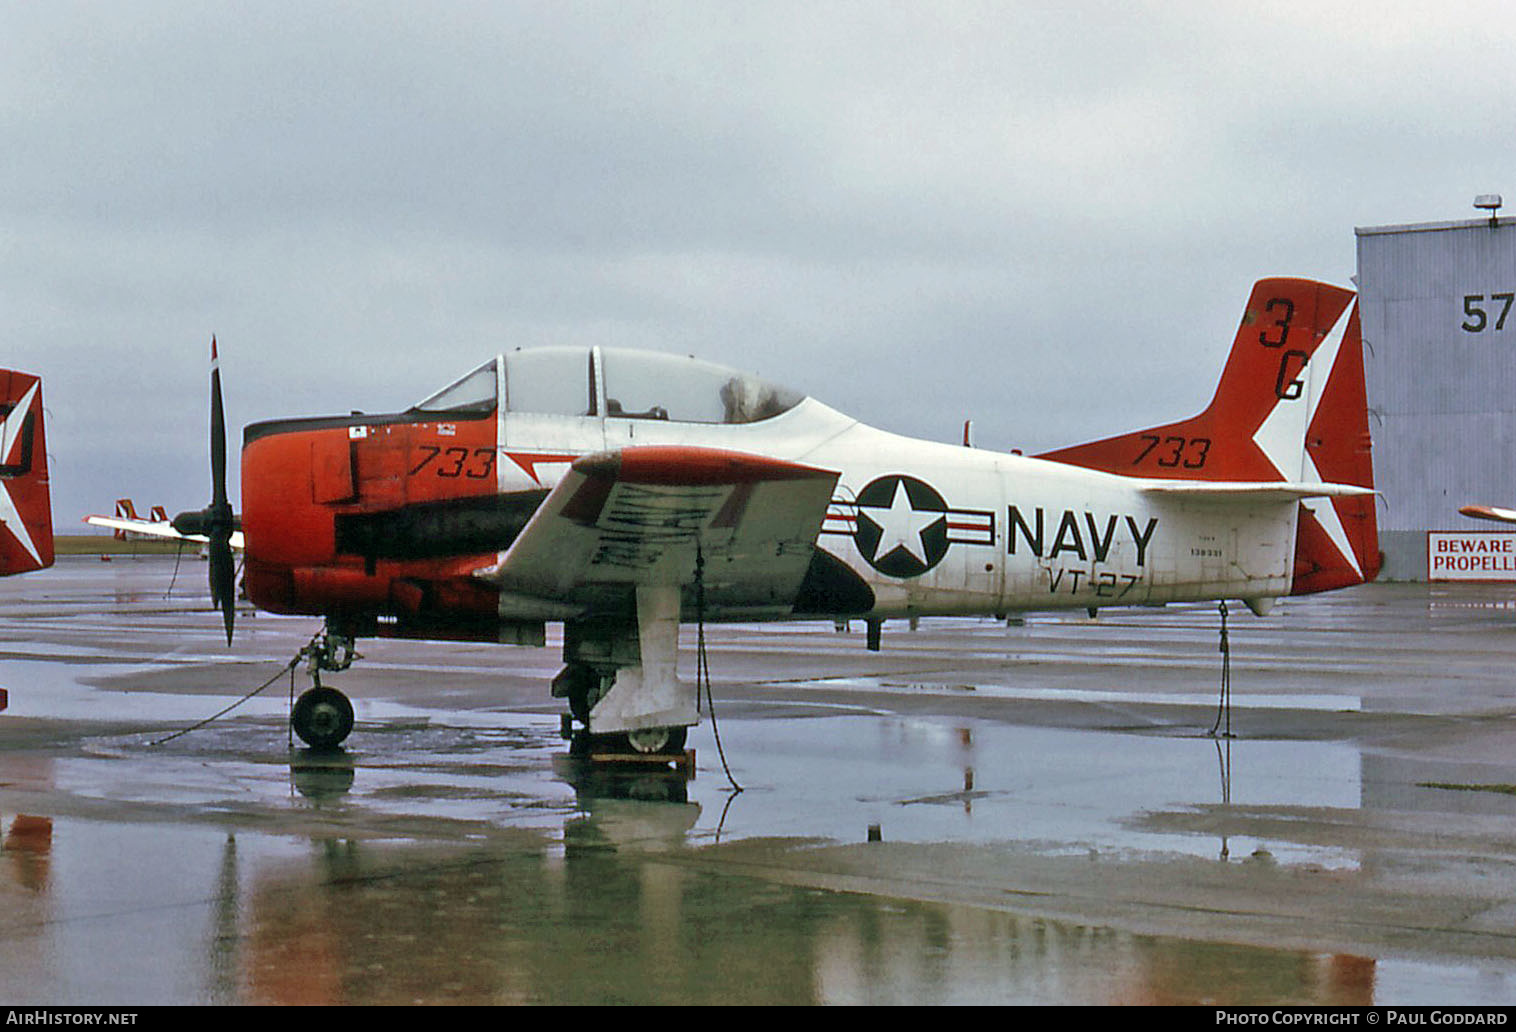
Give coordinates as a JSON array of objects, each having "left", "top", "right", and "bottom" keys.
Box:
[{"left": 171, "top": 337, "right": 238, "bottom": 644}]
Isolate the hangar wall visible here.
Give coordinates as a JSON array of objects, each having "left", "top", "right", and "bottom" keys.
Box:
[{"left": 1356, "top": 211, "right": 1516, "bottom": 580}]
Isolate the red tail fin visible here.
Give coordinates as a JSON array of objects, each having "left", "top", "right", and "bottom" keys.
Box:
[
  {"left": 112, "top": 499, "right": 138, "bottom": 541},
  {"left": 0, "top": 370, "right": 52, "bottom": 575},
  {"left": 1037, "top": 277, "right": 1379, "bottom": 593}
]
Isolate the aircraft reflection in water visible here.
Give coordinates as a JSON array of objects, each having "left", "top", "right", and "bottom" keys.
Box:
[
  {"left": 92, "top": 279, "right": 1379, "bottom": 760},
  {"left": 0, "top": 749, "right": 56, "bottom": 1003},
  {"left": 230, "top": 833, "right": 1380, "bottom": 1005},
  {"left": 2, "top": 814, "right": 51, "bottom": 892},
  {"left": 287, "top": 749, "right": 356, "bottom": 800},
  {"left": 0, "top": 793, "right": 1388, "bottom": 1004}
]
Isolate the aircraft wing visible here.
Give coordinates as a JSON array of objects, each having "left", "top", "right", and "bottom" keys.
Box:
[
  {"left": 1460, "top": 505, "right": 1516, "bottom": 525},
  {"left": 475, "top": 446, "right": 839, "bottom": 615},
  {"left": 83, "top": 514, "right": 246, "bottom": 550}
]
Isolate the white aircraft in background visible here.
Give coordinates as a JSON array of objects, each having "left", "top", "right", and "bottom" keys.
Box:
[
  {"left": 91, "top": 278, "right": 1380, "bottom": 755},
  {"left": 1460, "top": 505, "right": 1516, "bottom": 525},
  {"left": 85, "top": 497, "right": 245, "bottom": 549}
]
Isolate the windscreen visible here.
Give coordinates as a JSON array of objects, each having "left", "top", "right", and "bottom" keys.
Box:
[{"left": 411, "top": 359, "right": 498, "bottom": 415}]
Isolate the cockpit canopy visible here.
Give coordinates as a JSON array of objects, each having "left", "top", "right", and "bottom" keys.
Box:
[{"left": 411, "top": 346, "right": 806, "bottom": 425}]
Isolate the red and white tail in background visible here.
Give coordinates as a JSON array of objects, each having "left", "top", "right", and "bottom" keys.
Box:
[
  {"left": 104, "top": 499, "right": 168, "bottom": 541},
  {"left": 1037, "top": 277, "right": 1380, "bottom": 595},
  {"left": 0, "top": 370, "right": 52, "bottom": 576},
  {"left": 111, "top": 499, "right": 140, "bottom": 541}
]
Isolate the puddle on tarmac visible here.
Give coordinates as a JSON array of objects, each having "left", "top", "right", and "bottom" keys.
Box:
[
  {"left": 0, "top": 814, "right": 1510, "bottom": 1005},
  {"left": 691, "top": 714, "right": 1369, "bottom": 869},
  {"left": 1, "top": 593, "right": 1514, "bottom": 1004},
  {"left": 0, "top": 708, "right": 1513, "bottom": 1003},
  {"left": 8, "top": 706, "right": 1373, "bottom": 868},
  {"left": 828, "top": 678, "right": 1360, "bottom": 711}
]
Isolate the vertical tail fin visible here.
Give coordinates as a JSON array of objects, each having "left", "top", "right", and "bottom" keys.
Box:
[
  {"left": 1037, "top": 277, "right": 1379, "bottom": 593},
  {"left": 112, "top": 499, "right": 138, "bottom": 541},
  {"left": 0, "top": 370, "right": 52, "bottom": 575}
]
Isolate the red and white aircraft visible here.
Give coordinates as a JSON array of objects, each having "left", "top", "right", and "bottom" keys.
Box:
[
  {"left": 102, "top": 278, "right": 1381, "bottom": 753},
  {"left": 83, "top": 499, "right": 191, "bottom": 544},
  {"left": 0, "top": 370, "right": 53, "bottom": 579}
]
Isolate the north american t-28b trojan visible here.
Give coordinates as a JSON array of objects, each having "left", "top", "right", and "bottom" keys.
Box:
[{"left": 135, "top": 278, "right": 1380, "bottom": 753}]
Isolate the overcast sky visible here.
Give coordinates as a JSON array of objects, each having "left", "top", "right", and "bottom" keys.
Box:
[{"left": 6, "top": 1, "right": 1515, "bottom": 530}]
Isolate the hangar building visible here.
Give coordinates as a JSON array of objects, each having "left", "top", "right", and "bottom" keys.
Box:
[{"left": 1356, "top": 199, "right": 1516, "bottom": 580}]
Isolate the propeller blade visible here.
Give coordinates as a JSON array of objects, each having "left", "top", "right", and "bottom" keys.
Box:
[
  {"left": 194, "top": 337, "right": 236, "bottom": 644},
  {"left": 209, "top": 532, "right": 235, "bottom": 645},
  {"left": 210, "top": 336, "right": 227, "bottom": 510},
  {"left": 169, "top": 338, "right": 240, "bottom": 644}
]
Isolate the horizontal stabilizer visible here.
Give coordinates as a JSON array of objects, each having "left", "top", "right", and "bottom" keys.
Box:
[{"left": 1141, "top": 480, "right": 1378, "bottom": 503}]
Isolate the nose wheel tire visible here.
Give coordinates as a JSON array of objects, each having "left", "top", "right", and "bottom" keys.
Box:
[{"left": 291, "top": 686, "right": 354, "bottom": 749}]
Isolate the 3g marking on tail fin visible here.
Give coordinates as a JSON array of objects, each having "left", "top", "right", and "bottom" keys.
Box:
[{"left": 1037, "top": 278, "right": 1358, "bottom": 482}]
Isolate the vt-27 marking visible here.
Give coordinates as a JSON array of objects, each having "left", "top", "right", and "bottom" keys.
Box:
[{"left": 1008, "top": 505, "right": 1158, "bottom": 598}]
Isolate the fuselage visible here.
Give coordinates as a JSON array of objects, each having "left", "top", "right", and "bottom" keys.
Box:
[{"left": 240, "top": 348, "right": 1299, "bottom": 637}]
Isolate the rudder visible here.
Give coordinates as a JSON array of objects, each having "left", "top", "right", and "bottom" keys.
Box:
[{"left": 1290, "top": 298, "right": 1380, "bottom": 592}]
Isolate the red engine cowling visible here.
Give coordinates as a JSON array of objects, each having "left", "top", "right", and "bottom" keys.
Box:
[{"left": 240, "top": 410, "right": 521, "bottom": 637}]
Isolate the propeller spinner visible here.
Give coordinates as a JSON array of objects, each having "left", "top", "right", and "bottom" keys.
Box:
[{"left": 171, "top": 337, "right": 238, "bottom": 644}]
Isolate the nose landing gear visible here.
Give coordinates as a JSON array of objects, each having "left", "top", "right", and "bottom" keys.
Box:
[
  {"left": 291, "top": 632, "right": 359, "bottom": 750},
  {"left": 291, "top": 684, "right": 354, "bottom": 750}
]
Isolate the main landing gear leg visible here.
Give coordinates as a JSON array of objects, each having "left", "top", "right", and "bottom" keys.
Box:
[
  {"left": 556, "top": 585, "right": 697, "bottom": 761},
  {"left": 291, "top": 631, "right": 359, "bottom": 750}
]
